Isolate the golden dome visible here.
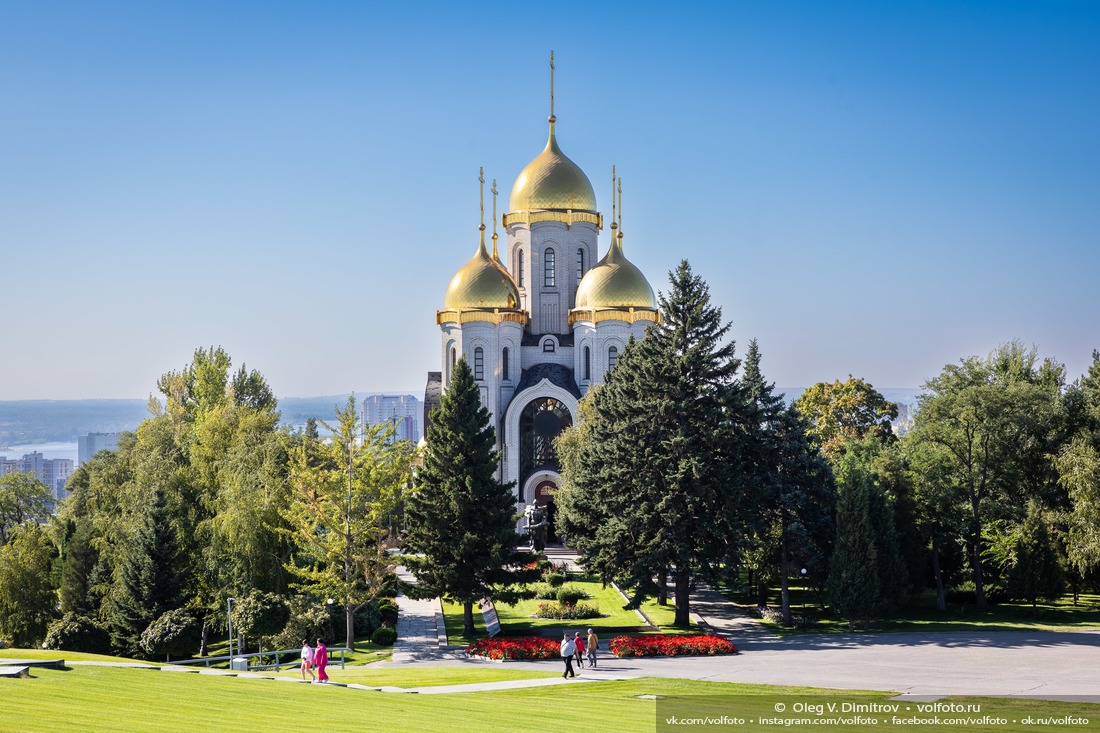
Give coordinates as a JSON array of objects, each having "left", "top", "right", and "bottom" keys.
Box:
[
  {"left": 574, "top": 234, "right": 657, "bottom": 310},
  {"left": 509, "top": 121, "right": 597, "bottom": 213},
  {"left": 443, "top": 236, "right": 520, "bottom": 310}
]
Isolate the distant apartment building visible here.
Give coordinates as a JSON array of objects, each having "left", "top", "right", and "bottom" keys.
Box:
[
  {"left": 78, "top": 432, "right": 123, "bottom": 465},
  {"left": 0, "top": 451, "right": 74, "bottom": 503},
  {"left": 363, "top": 395, "right": 421, "bottom": 443}
]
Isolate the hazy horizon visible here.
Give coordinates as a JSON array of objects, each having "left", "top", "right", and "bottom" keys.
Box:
[{"left": 3, "top": 2, "right": 1097, "bottom": 400}]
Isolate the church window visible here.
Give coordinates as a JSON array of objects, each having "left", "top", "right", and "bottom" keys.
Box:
[
  {"left": 518, "top": 250, "right": 525, "bottom": 287},
  {"left": 474, "top": 347, "right": 484, "bottom": 381},
  {"left": 451, "top": 347, "right": 457, "bottom": 370},
  {"left": 519, "top": 397, "right": 573, "bottom": 481},
  {"left": 576, "top": 248, "right": 585, "bottom": 280},
  {"left": 544, "top": 249, "right": 556, "bottom": 287},
  {"left": 584, "top": 346, "right": 591, "bottom": 381},
  {"left": 608, "top": 345, "right": 619, "bottom": 372},
  {"left": 543, "top": 340, "right": 555, "bottom": 353},
  {"left": 502, "top": 347, "right": 510, "bottom": 381}
]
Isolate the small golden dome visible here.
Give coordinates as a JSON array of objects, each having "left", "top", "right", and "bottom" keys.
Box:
[
  {"left": 574, "top": 235, "right": 657, "bottom": 310},
  {"left": 509, "top": 122, "right": 597, "bottom": 213},
  {"left": 443, "top": 237, "right": 520, "bottom": 310}
]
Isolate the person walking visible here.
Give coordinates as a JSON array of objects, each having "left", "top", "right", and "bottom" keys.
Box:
[
  {"left": 300, "top": 639, "right": 315, "bottom": 681},
  {"left": 573, "top": 632, "right": 586, "bottom": 668},
  {"left": 586, "top": 628, "right": 599, "bottom": 668},
  {"left": 314, "top": 638, "right": 329, "bottom": 683},
  {"left": 560, "top": 633, "right": 576, "bottom": 678}
]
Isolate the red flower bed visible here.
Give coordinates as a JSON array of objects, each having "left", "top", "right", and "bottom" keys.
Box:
[
  {"left": 465, "top": 636, "right": 560, "bottom": 660},
  {"left": 609, "top": 634, "right": 737, "bottom": 658}
]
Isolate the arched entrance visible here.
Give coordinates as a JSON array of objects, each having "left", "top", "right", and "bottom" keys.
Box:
[{"left": 533, "top": 479, "right": 560, "bottom": 544}]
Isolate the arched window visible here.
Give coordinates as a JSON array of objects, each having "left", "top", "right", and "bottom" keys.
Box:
[
  {"left": 450, "top": 347, "right": 457, "bottom": 370},
  {"left": 584, "top": 346, "right": 591, "bottom": 381},
  {"left": 544, "top": 248, "right": 556, "bottom": 287},
  {"left": 474, "top": 347, "right": 484, "bottom": 381},
  {"left": 576, "top": 248, "right": 585, "bottom": 280},
  {"left": 543, "top": 339, "right": 555, "bottom": 353},
  {"left": 518, "top": 250, "right": 525, "bottom": 287},
  {"left": 519, "top": 398, "right": 573, "bottom": 478},
  {"left": 608, "top": 345, "right": 619, "bottom": 372},
  {"left": 502, "top": 347, "right": 510, "bottom": 381}
]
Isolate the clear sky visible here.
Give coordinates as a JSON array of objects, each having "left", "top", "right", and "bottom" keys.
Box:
[{"left": 2, "top": 1, "right": 1097, "bottom": 400}]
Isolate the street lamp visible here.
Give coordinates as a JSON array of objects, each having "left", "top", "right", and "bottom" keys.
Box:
[{"left": 226, "top": 597, "right": 236, "bottom": 660}]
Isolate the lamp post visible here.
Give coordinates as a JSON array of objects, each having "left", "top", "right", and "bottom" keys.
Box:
[{"left": 226, "top": 597, "right": 236, "bottom": 660}]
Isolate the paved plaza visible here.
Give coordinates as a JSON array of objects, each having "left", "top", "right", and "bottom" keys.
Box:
[{"left": 390, "top": 561, "right": 1100, "bottom": 699}]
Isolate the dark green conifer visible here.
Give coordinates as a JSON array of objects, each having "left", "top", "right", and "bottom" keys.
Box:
[{"left": 403, "top": 358, "right": 537, "bottom": 637}]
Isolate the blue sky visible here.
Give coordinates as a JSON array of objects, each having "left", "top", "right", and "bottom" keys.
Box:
[{"left": 2, "top": 1, "right": 1097, "bottom": 399}]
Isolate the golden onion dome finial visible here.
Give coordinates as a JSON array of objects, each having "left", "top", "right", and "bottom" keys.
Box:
[
  {"left": 610, "top": 165, "right": 618, "bottom": 237},
  {"left": 491, "top": 177, "right": 503, "bottom": 264},
  {"left": 441, "top": 167, "right": 521, "bottom": 311},
  {"left": 507, "top": 52, "right": 597, "bottom": 215}
]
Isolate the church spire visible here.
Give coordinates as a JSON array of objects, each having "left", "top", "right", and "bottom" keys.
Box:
[{"left": 491, "top": 177, "right": 503, "bottom": 264}]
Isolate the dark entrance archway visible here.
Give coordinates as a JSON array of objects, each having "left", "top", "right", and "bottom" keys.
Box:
[{"left": 532, "top": 479, "right": 560, "bottom": 544}]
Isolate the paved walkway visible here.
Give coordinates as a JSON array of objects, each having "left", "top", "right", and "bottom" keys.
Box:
[{"left": 391, "top": 565, "right": 453, "bottom": 663}]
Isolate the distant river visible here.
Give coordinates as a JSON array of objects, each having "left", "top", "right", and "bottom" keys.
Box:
[{"left": 0, "top": 441, "right": 79, "bottom": 462}]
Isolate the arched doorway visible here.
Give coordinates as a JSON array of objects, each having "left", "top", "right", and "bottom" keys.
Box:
[{"left": 519, "top": 397, "right": 573, "bottom": 545}]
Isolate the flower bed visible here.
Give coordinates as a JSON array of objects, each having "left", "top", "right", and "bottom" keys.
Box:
[
  {"left": 533, "top": 601, "right": 601, "bottom": 620},
  {"left": 609, "top": 634, "right": 737, "bottom": 657},
  {"left": 465, "top": 636, "right": 560, "bottom": 660}
]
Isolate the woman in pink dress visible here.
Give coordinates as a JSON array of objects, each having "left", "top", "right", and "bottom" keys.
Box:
[{"left": 314, "top": 638, "right": 329, "bottom": 683}]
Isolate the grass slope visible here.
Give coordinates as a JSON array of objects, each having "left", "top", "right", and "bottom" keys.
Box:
[{"left": 4, "top": 666, "right": 1099, "bottom": 733}]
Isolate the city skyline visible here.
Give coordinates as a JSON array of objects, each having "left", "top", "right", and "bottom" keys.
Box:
[{"left": 3, "top": 2, "right": 1098, "bottom": 400}]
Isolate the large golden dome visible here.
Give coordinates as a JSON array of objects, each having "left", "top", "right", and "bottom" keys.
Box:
[
  {"left": 574, "top": 234, "right": 657, "bottom": 310},
  {"left": 509, "top": 121, "right": 597, "bottom": 213},
  {"left": 443, "top": 237, "right": 520, "bottom": 310}
]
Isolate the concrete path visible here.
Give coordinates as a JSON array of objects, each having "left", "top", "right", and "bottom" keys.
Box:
[
  {"left": 391, "top": 565, "right": 453, "bottom": 663},
  {"left": 689, "top": 580, "right": 778, "bottom": 643}
]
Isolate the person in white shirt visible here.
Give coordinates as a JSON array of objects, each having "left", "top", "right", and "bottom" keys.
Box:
[
  {"left": 560, "top": 633, "right": 576, "bottom": 678},
  {"left": 300, "top": 639, "right": 315, "bottom": 681}
]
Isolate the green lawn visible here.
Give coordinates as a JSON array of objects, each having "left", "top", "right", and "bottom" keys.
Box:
[
  {"left": 273, "top": 664, "right": 558, "bottom": 687},
  {"left": 727, "top": 583, "right": 1100, "bottom": 635},
  {"left": 5, "top": 664, "right": 1099, "bottom": 733},
  {"left": 0, "top": 648, "right": 152, "bottom": 664},
  {"left": 442, "top": 577, "right": 699, "bottom": 643}
]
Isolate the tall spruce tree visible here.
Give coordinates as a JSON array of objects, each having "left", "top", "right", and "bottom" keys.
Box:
[
  {"left": 560, "top": 261, "right": 751, "bottom": 626},
  {"left": 104, "top": 485, "right": 185, "bottom": 657},
  {"left": 827, "top": 452, "right": 881, "bottom": 630},
  {"left": 740, "top": 339, "right": 835, "bottom": 625},
  {"left": 403, "top": 358, "right": 537, "bottom": 636}
]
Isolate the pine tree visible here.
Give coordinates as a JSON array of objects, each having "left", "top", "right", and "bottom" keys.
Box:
[
  {"left": 104, "top": 485, "right": 185, "bottom": 657},
  {"left": 403, "top": 358, "right": 537, "bottom": 637},
  {"left": 828, "top": 452, "right": 881, "bottom": 630},
  {"left": 1008, "top": 500, "right": 1066, "bottom": 606},
  {"left": 561, "top": 261, "right": 752, "bottom": 626}
]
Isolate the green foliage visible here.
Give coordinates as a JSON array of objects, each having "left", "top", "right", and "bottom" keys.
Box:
[
  {"left": 103, "top": 485, "right": 185, "bottom": 657},
  {"left": 533, "top": 600, "right": 601, "bottom": 619},
  {"left": 827, "top": 453, "right": 881, "bottom": 630},
  {"left": 370, "top": 625, "right": 397, "bottom": 646},
  {"left": 140, "top": 608, "right": 202, "bottom": 660},
  {"left": 555, "top": 585, "right": 589, "bottom": 604},
  {"left": 404, "top": 357, "right": 538, "bottom": 636},
  {"left": 1004, "top": 501, "right": 1066, "bottom": 606},
  {"left": 270, "top": 595, "right": 338, "bottom": 651},
  {"left": 0, "top": 471, "right": 53, "bottom": 544},
  {"left": 376, "top": 597, "right": 399, "bottom": 627},
  {"left": 558, "top": 261, "right": 753, "bottom": 627},
  {"left": 793, "top": 376, "right": 898, "bottom": 457},
  {"left": 909, "top": 341, "right": 1064, "bottom": 608},
  {"left": 0, "top": 522, "right": 58, "bottom": 646},
  {"left": 282, "top": 396, "right": 412, "bottom": 648},
  {"left": 43, "top": 613, "right": 111, "bottom": 654},
  {"left": 231, "top": 590, "right": 290, "bottom": 652},
  {"left": 544, "top": 572, "right": 566, "bottom": 588}
]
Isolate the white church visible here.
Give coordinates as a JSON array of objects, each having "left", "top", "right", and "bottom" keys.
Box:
[{"left": 424, "top": 58, "right": 659, "bottom": 541}]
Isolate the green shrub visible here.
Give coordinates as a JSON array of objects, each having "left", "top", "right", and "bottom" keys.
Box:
[
  {"left": 140, "top": 609, "right": 202, "bottom": 661},
  {"left": 544, "top": 572, "right": 566, "bottom": 588},
  {"left": 43, "top": 613, "right": 111, "bottom": 654},
  {"left": 555, "top": 585, "right": 589, "bottom": 605},
  {"left": 377, "top": 598, "right": 399, "bottom": 627},
  {"left": 531, "top": 583, "right": 557, "bottom": 600},
  {"left": 371, "top": 625, "right": 397, "bottom": 646},
  {"left": 271, "top": 596, "right": 338, "bottom": 651},
  {"left": 533, "top": 601, "right": 600, "bottom": 620}
]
